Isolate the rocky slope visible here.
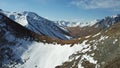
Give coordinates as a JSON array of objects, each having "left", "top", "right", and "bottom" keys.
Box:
[{"left": 56, "top": 22, "right": 120, "bottom": 68}]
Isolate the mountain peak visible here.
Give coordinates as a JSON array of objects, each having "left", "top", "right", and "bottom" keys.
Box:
[
  {"left": 0, "top": 10, "right": 71, "bottom": 40},
  {"left": 111, "top": 14, "right": 120, "bottom": 18}
]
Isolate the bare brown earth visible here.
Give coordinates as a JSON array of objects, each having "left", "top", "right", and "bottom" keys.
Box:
[{"left": 67, "top": 25, "right": 101, "bottom": 38}]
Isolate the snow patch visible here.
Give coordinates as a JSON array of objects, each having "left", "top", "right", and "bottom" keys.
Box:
[
  {"left": 82, "top": 46, "right": 91, "bottom": 53},
  {"left": 85, "top": 35, "right": 91, "bottom": 38},
  {"left": 99, "top": 36, "right": 109, "bottom": 41},
  {"left": 111, "top": 15, "right": 118, "bottom": 18},
  {"left": 82, "top": 54, "right": 97, "bottom": 64},
  {"left": 113, "top": 39, "right": 118, "bottom": 44},
  {"left": 92, "top": 32, "right": 101, "bottom": 37},
  {"left": 78, "top": 63, "right": 84, "bottom": 68}
]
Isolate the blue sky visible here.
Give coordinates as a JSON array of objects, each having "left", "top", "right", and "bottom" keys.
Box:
[{"left": 0, "top": 0, "right": 120, "bottom": 22}]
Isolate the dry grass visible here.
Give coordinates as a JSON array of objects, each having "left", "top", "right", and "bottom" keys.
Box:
[{"left": 67, "top": 25, "right": 101, "bottom": 38}]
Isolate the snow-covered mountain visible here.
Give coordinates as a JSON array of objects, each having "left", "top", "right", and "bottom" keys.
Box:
[
  {"left": 94, "top": 14, "right": 120, "bottom": 29},
  {"left": 0, "top": 11, "right": 97, "bottom": 68},
  {"left": 55, "top": 14, "right": 120, "bottom": 28},
  {"left": 55, "top": 20, "right": 98, "bottom": 27},
  {"left": 0, "top": 10, "right": 70, "bottom": 40},
  {"left": 0, "top": 12, "right": 97, "bottom": 68}
]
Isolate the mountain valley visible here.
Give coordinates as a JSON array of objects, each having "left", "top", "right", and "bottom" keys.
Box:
[{"left": 0, "top": 9, "right": 120, "bottom": 68}]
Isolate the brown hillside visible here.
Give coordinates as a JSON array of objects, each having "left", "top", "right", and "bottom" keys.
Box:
[{"left": 67, "top": 26, "right": 101, "bottom": 38}]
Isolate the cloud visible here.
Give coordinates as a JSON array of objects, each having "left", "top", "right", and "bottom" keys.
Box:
[{"left": 71, "top": 0, "right": 120, "bottom": 9}]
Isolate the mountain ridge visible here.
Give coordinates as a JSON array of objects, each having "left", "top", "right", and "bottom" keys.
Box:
[{"left": 0, "top": 10, "right": 71, "bottom": 40}]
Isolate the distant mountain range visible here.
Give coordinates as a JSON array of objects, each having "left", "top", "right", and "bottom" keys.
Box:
[
  {"left": 55, "top": 19, "right": 99, "bottom": 27},
  {"left": 67, "top": 14, "right": 120, "bottom": 38}
]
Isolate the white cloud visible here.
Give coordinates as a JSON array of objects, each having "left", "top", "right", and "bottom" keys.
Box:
[{"left": 71, "top": 0, "right": 120, "bottom": 9}]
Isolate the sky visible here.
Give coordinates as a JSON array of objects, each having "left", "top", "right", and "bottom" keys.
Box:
[{"left": 0, "top": 0, "right": 120, "bottom": 22}]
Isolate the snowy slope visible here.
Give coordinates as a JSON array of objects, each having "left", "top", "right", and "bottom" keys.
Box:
[
  {"left": 0, "top": 10, "right": 70, "bottom": 40},
  {"left": 14, "top": 41, "right": 95, "bottom": 68},
  {"left": 0, "top": 33, "right": 97, "bottom": 68}
]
